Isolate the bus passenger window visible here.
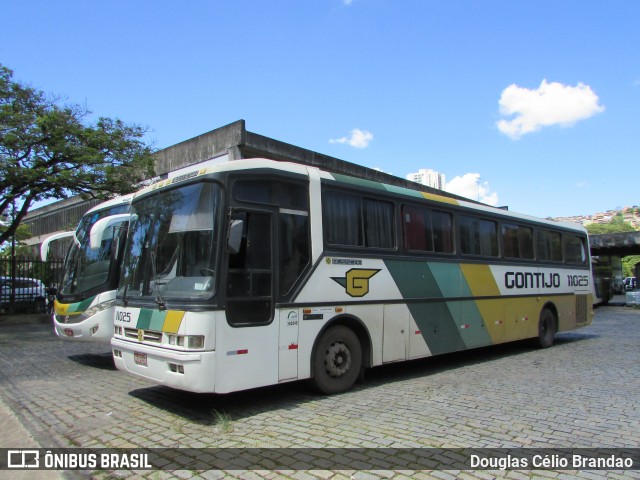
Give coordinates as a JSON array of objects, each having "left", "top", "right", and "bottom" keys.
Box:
[
  {"left": 565, "top": 234, "right": 587, "bottom": 265},
  {"left": 403, "top": 205, "right": 433, "bottom": 251},
  {"left": 323, "top": 192, "right": 362, "bottom": 246},
  {"left": 459, "top": 216, "right": 498, "bottom": 257},
  {"left": 402, "top": 206, "right": 453, "bottom": 253},
  {"left": 536, "top": 230, "right": 563, "bottom": 263},
  {"left": 502, "top": 224, "right": 534, "bottom": 260},
  {"left": 432, "top": 211, "right": 453, "bottom": 253},
  {"left": 363, "top": 199, "right": 394, "bottom": 249}
]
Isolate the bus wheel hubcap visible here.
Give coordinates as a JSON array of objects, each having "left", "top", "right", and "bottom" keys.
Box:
[{"left": 325, "top": 342, "right": 351, "bottom": 377}]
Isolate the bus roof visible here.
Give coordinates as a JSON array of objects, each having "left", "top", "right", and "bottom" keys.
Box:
[
  {"left": 84, "top": 193, "right": 134, "bottom": 216},
  {"left": 133, "top": 158, "right": 586, "bottom": 234}
]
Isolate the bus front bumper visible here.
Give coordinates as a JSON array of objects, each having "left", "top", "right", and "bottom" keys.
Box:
[
  {"left": 111, "top": 337, "right": 216, "bottom": 393},
  {"left": 53, "top": 309, "right": 114, "bottom": 342}
]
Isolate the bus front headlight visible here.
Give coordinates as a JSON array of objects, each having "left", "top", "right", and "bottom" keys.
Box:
[
  {"left": 79, "top": 299, "right": 116, "bottom": 321},
  {"left": 167, "top": 334, "right": 204, "bottom": 350}
]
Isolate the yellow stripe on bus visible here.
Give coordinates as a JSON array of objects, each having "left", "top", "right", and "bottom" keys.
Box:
[
  {"left": 163, "top": 310, "right": 185, "bottom": 334},
  {"left": 420, "top": 192, "right": 460, "bottom": 205},
  {"left": 460, "top": 264, "right": 500, "bottom": 297}
]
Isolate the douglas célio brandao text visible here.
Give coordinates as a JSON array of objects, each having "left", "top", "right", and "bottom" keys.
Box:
[{"left": 470, "top": 453, "right": 634, "bottom": 470}]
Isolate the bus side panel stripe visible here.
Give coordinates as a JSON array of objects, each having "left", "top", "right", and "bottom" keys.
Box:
[
  {"left": 384, "top": 260, "right": 443, "bottom": 299},
  {"left": 58, "top": 296, "right": 97, "bottom": 314},
  {"left": 385, "top": 260, "right": 466, "bottom": 355},
  {"left": 407, "top": 302, "right": 466, "bottom": 355},
  {"left": 458, "top": 264, "right": 505, "bottom": 345},
  {"left": 458, "top": 300, "right": 494, "bottom": 348},
  {"left": 163, "top": 310, "right": 185, "bottom": 333},
  {"left": 459, "top": 264, "right": 501, "bottom": 297},
  {"left": 474, "top": 298, "right": 506, "bottom": 343},
  {"left": 137, "top": 309, "right": 153, "bottom": 329},
  {"left": 148, "top": 311, "right": 167, "bottom": 331},
  {"left": 420, "top": 192, "right": 460, "bottom": 205}
]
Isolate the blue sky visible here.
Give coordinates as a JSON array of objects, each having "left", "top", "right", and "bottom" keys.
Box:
[{"left": 2, "top": 0, "right": 639, "bottom": 219}]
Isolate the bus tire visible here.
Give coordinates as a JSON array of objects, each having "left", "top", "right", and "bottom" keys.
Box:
[
  {"left": 536, "top": 308, "right": 556, "bottom": 348},
  {"left": 311, "top": 325, "right": 362, "bottom": 395}
]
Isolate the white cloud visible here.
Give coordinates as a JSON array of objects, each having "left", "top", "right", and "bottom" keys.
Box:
[
  {"left": 329, "top": 128, "right": 374, "bottom": 149},
  {"left": 497, "top": 80, "right": 605, "bottom": 139},
  {"left": 445, "top": 173, "right": 499, "bottom": 206}
]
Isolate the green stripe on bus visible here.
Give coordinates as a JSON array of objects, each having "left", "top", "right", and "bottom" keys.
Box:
[
  {"left": 409, "top": 302, "right": 466, "bottom": 355},
  {"left": 385, "top": 260, "right": 494, "bottom": 352},
  {"left": 137, "top": 309, "right": 153, "bottom": 329},
  {"left": 148, "top": 310, "right": 167, "bottom": 331},
  {"left": 331, "top": 174, "right": 387, "bottom": 191},
  {"left": 382, "top": 184, "right": 425, "bottom": 198},
  {"left": 457, "top": 300, "right": 494, "bottom": 348},
  {"left": 384, "top": 260, "right": 443, "bottom": 299},
  {"left": 66, "top": 296, "right": 97, "bottom": 314},
  {"left": 385, "top": 260, "right": 466, "bottom": 354}
]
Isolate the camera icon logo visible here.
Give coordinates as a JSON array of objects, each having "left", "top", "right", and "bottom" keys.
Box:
[{"left": 7, "top": 450, "right": 40, "bottom": 468}]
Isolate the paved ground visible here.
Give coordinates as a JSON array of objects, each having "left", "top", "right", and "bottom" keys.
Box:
[{"left": 0, "top": 306, "right": 639, "bottom": 479}]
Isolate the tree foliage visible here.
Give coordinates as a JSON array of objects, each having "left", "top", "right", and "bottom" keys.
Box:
[
  {"left": 0, "top": 64, "right": 156, "bottom": 246},
  {"left": 584, "top": 216, "right": 636, "bottom": 235},
  {"left": 622, "top": 255, "right": 640, "bottom": 279},
  {"left": 585, "top": 217, "right": 639, "bottom": 278}
]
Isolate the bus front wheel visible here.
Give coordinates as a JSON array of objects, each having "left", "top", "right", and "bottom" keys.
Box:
[
  {"left": 536, "top": 308, "right": 556, "bottom": 348},
  {"left": 311, "top": 325, "right": 362, "bottom": 395}
]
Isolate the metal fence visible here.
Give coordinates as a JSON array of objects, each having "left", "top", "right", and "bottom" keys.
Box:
[{"left": 0, "top": 256, "right": 65, "bottom": 314}]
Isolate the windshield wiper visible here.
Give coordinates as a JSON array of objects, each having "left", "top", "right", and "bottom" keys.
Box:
[
  {"left": 150, "top": 251, "right": 166, "bottom": 310},
  {"left": 122, "top": 282, "right": 129, "bottom": 308}
]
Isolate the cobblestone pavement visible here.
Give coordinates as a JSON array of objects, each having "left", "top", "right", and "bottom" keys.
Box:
[{"left": 0, "top": 307, "right": 639, "bottom": 479}]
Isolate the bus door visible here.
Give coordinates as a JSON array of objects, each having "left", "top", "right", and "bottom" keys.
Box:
[
  {"left": 225, "top": 211, "right": 274, "bottom": 326},
  {"left": 278, "top": 309, "right": 299, "bottom": 381},
  {"left": 276, "top": 207, "right": 310, "bottom": 382}
]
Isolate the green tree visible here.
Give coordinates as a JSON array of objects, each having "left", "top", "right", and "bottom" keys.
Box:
[
  {"left": 622, "top": 256, "right": 640, "bottom": 279},
  {"left": 0, "top": 219, "right": 32, "bottom": 257},
  {"left": 586, "top": 217, "right": 639, "bottom": 279},
  {"left": 0, "top": 64, "right": 155, "bottom": 247},
  {"left": 584, "top": 216, "right": 636, "bottom": 235}
]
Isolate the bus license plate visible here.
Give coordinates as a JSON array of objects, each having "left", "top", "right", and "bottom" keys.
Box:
[{"left": 134, "top": 352, "right": 147, "bottom": 367}]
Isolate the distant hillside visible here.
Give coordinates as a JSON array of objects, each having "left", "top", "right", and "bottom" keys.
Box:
[{"left": 551, "top": 206, "right": 640, "bottom": 229}]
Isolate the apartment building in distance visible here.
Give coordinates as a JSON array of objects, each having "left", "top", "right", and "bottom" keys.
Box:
[
  {"left": 406, "top": 168, "right": 446, "bottom": 190},
  {"left": 552, "top": 207, "right": 640, "bottom": 229}
]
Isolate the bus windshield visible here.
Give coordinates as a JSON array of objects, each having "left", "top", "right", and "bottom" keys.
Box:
[
  {"left": 118, "top": 182, "right": 220, "bottom": 303},
  {"left": 59, "top": 203, "right": 130, "bottom": 298}
]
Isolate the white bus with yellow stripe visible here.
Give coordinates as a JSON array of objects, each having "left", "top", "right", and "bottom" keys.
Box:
[{"left": 111, "top": 159, "right": 593, "bottom": 394}]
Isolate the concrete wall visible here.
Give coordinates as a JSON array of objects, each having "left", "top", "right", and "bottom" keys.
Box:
[
  {"left": 589, "top": 231, "right": 640, "bottom": 256},
  {"left": 24, "top": 119, "right": 466, "bottom": 244}
]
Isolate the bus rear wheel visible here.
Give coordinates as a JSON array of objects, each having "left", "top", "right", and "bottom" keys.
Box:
[
  {"left": 311, "top": 325, "right": 362, "bottom": 395},
  {"left": 536, "top": 308, "right": 556, "bottom": 348}
]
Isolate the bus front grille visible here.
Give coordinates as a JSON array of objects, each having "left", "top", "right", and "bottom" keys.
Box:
[{"left": 123, "top": 328, "right": 162, "bottom": 343}]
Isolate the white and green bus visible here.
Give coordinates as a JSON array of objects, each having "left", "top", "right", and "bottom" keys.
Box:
[
  {"left": 51, "top": 195, "right": 132, "bottom": 341},
  {"left": 111, "top": 159, "right": 593, "bottom": 394}
]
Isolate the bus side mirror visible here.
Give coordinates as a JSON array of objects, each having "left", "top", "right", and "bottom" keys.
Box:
[
  {"left": 111, "top": 224, "right": 129, "bottom": 262},
  {"left": 89, "top": 214, "right": 130, "bottom": 249},
  {"left": 227, "top": 219, "right": 244, "bottom": 254}
]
